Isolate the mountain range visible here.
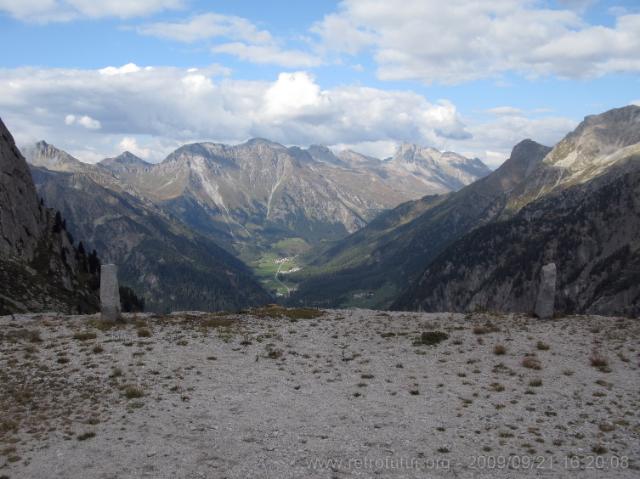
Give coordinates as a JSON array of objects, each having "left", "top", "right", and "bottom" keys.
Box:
[
  {"left": 11, "top": 105, "right": 638, "bottom": 316},
  {"left": 25, "top": 137, "right": 488, "bottom": 310},
  {"left": 29, "top": 157, "right": 271, "bottom": 313},
  {"left": 291, "top": 105, "right": 640, "bottom": 316},
  {"left": 287, "top": 139, "right": 551, "bottom": 308},
  {"left": 394, "top": 106, "right": 640, "bottom": 316}
]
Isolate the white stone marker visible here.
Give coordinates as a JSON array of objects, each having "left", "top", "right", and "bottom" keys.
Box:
[
  {"left": 534, "top": 262, "right": 556, "bottom": 319},
  {"left": 100, "top": 264, "right": 121, "bottom": 321}
]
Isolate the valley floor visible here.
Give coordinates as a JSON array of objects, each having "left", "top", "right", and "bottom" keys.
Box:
[{"left": 1, "top": 308, "right": 639, "bottom": 478}]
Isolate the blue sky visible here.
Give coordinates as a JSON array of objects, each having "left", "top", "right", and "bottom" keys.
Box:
[{"left": 0, "top": 0, "right": 638, "bottom": 166}]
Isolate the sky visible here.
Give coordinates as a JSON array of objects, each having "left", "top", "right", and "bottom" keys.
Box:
[{"left": 0, "top": 0, "right": 638, "bottom": 167}]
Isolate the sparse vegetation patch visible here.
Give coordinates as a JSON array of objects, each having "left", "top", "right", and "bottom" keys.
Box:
[{"left": 414, "top": 330, "right": 449, "bottom": 346}]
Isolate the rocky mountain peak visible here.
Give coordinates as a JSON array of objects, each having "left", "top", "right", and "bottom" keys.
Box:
[
  {"left": 480, "top": 139, "right": 551, "bottom": 195},
  {"left": 114, "top": 151, "right": 148, "bottom": 165},
  {"left": 392, "top": 143, "right": 471, "bottom": 166},
  {"left": 243, "top": 138, "right": 286, "bottom": 150},
  {"left": 502, "top": 105, "right": 640, "bottom": 216},
  {"left": 336, "top": 149, "right": 380, "bottom": 168},
  {"left": 306, "top": 145, "right": 347, "bottom": 166},
  {"left": 99, "top": 151, "right": 151, "bottom": 176},
  {"left": 23, "top": 140, "right": 86, "bottom": 172},
  {"left": 385, "top": 143, "right": 490, "bottom": 191},
  {"left": 545, "top": 104, "right": 640, "bottom": 171},
  {"left": 508, "top": 139, "right": 551, "bottom": 171},
  {"left": 393, "top": 143, "right": 422, "bottom": 163},
  {"left": 163, "top": 142, "right": 226, "bottom": 165}
]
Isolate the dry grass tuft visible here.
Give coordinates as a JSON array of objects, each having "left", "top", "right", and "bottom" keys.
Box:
[
  {"left": 522, "top": 357, "right": 541, "bottom": 370},
  {"left": 123, "top": 385, "right": 144, "bottom": 399},
  {"left": 77, "top": 431, "right": 96, "bottom": 441},
  {"left": 590, "top": 352, "right": 610, "bottom": 372},
  {"left": 73, "top": 331, "right": 97, "bottom": 341},
  {"left": 136, "top": 328, "right": 152, "bottom": 338},
  {"left": 493, "top": 344, "right": 507, "bottom": 355},
  {"left": 414, "top": 331, "right": 449, "bottom": 346},
  {"left": 536, "top": 341, "right": 550, "bottom": 351}
]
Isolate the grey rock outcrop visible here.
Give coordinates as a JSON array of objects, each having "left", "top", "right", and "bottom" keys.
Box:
[
  {"left": 535, "top": 263, "right": 557, "bottom": 319},
  {"left": 0, "top": 119, "right": 42, "bottom": 261},
  {"left": 0, "top": 117, "right": 99, "bottom": 314},
  {"left": 100, "top": 264, "right": 121, "bottom": 321}
]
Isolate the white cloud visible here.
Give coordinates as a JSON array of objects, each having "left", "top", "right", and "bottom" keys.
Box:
[
  {"left": 119, "top": 137, "right": 151, "bottom": 159},
  {"left": 0, "top": 64, "right": 478, "bottom": 162},
  {"left": 64, "top": 114, "right": 101, "bottom": 130},
  {"left": 314, "top": 0, "right": 640, "bottom": 84},
  {"left": 212, "top": 43, "right": 321, "bottom": 68},
  {"left": 487, "top": 106, "right": 524, "bottom": 116},
  {"left": 264, "top": 72, "right": 324, "bottom": 118},
  {"left": 137, "top": 12, "right": 272, "bottom": 44},
  {"left": 632, "top": 100, "right": 640, "bottom": 106},
  {"left": 139, "top": 12, "right": 321, "bottom": 68},
  {"left": 99, "top": 63, "right": 143, "bottom": 76},
  {"left": 0, "top": 0, "right": 182, "bottom": 22},
  {"left": 311, "top": 13, "right": 375, "bottom": 55}
]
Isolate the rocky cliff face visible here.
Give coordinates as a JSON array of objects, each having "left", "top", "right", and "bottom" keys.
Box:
[
  {"left": 0, "top": 122, "right": 42, "bottom": 261},
  {"left": 0, "top": 119, "right": 99, "bottom": 314},
  {"left": 394, "top": 106, "right": 640, "bottom": 316}
]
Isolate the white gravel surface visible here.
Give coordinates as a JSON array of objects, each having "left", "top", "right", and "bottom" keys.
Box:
[{"left": 1, "top": 308, "right": 639, "bottom": 478}]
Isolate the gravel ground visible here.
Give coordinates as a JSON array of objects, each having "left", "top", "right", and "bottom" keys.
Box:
[{"left": 1, "top": 308, "right": 639, "bottom": 478}]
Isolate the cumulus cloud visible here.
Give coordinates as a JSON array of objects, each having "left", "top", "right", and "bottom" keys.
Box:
[
  {"left": 0, "top": 64, "right": 479, "bottom": 162},
  {"left": 313, "top": 0, "right": 640, "bottom": 84},
  {"left": 139, "top": 13, "right": 321, "bottom": 68},
  {"left": 137, "top": 12, "right": 272, "bottom": 44},
  {"left": 0, "top": 0, "right": 182, "bottom": 22},
  {"left": 99, "top": 63, "right": 145, "bottom": 75},
  {"left": 263, "top": 72, "right": 324, "bottom": 118},
  {"left": 64, "top": 114, "right": 101, "bottom": 129},
  {"left": 119, "top": 137, "right": 151, "bottom": 159},
  {"left": 310, "top": 13, "right": 375, "bottom": 55},
  {"left": 212, "top": 43, "right": 321, "bottom": 68}
]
